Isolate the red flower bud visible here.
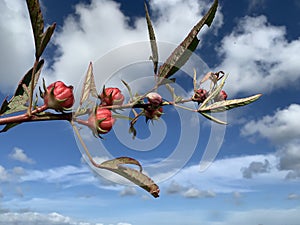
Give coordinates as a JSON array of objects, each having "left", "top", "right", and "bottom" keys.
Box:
[
  {"left": 88, "top": 107, "right": 115, "bottom": 135},
  {"left": 99, "top": 87, "right": 124, "bottom": 106},
  {"left": 145, "top": 107, "right": 163, "bottom": 121},
  {"left": 44, "top": 81, "right": 74, "bottom": 111},
  {"left": 192, "top": 89, "right": 207, "bottom": 104},
  {"left": 146, "top": 92, "right": 162, "bottom": 106},
  {"left": 215, "top": 90, "right": 227, "bottom": 101}
]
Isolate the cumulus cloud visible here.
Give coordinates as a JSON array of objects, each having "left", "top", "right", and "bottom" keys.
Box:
[
  {"left": 183, "top": 187, "right": 216, "bottom": 198},
  {"left": 0, "top": 0, "right": 223, "bottom": 95},
  {"left": 0, "top": 0, "right": 35, "bottom": 93},
  {"left": 0, "top": 165, "right": 9, "bottom": 182},
  {"left": 242, "top": 104, "right": 300, "bottom": 179},
  {"left": 241, "top": 159, "right": 270, "bottom": 179},
  {"left": 159, "top": 154, "right": 284, "bottom": 194},
  {"left": 119, "top": 186, "right": 137, "bottom": 197},
  {"left": 9, "top": 147, "right": 35, "bottom": 164},
  {"left": 287, "top": 193, "right": 300, "bottom": 200},
  {"left": 241, "top": 104, "right": 300, "bottom": 144},
  {"left": 215, "top": 15, "right": 300, "bottom": 95},
  {"left": 277, "top": 140, "right": 300, "bottom": 179},
  {"left": 0, "top": 212, "right": 97, "bottom": 225}
]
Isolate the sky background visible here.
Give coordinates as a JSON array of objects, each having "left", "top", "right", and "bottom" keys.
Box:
[{"left": 1, "top": 0, "right": 300, "bottom": 224}]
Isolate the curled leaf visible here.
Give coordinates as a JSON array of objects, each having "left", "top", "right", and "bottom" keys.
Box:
[{"left": 100, "top": 157, "right": 160, "bottom": 198}]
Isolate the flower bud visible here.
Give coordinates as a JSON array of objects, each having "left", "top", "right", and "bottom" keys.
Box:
[
  {"left": 215, "top": 90, "right": 227, "bottom": 101},
  {"left": 44, "top": 81, "right": 74, "bottom": 111},
  {"left": 99, "top": 87, "right": 124, "bottom": 106},
  {"left": 145, "top": 107, "right": 163, "bottom": 121},
  {"left": 146, "top": 92, "right": 162, "bottom": 106},
  {"left": 88, "top": 107, "right": 115, "bottom": 135},
  {"left": 192, "top": 88, "right": 207, "bottom": 104}
]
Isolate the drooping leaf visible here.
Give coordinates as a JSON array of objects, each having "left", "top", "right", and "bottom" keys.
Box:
[
  {"left": 129, "top": 113, "right": 141, "bottom": 139},
  {"left": 0, "top": 122, "right": 21, "bottom": 133},
  {"left": 3, "top": 60, "right": 44, "bottom": 115},
  {"left": 158, "top": 0, "right": 218, "bottom": 78},
  {"left": 100, "top": 157, "right": 160, "bottom": 198},
  {"left": 100, "top": 157, "right": 143, "bottom": 172},
  {"left": 199, "top": 94, "right": 262, "bottom": 113},
  {"left": 199, "top": 112, "right": 227, "bottom": 125},
  {"left": 80, "top": 62, "right": 98, "bottom": 106},
  {"left": 144, "top": 2, "right": 159, "bottom": 74},
  {"left": 26, "top": 0, "right": 56, "bottom": 59}
]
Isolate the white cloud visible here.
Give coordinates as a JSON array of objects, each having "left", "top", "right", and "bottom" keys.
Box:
[
  {"left": 241, "top": 159, "right": 270, "bottom": 178},
  {"left": 287, "top": 193, "right": 300, "bottom": 200},
  {"left": 0, "top": 165, "right": 9, "bottom": 182},
  {"left": 9, "top": 147, "right": 35, "bottom": 164},
  {"left": 119, "top": 186, "right": 137, "bottom": 197},
  {"left": 215, "top": 15, "right": 300, "bottom": 95},
  {"left": 183, "top": 187, "right": 216, "bottom": 198},
  {"left": 210, "top": 208, "right": 300, "bottom": 225},
  {"left": 0, "top": 0, "right": 35, "bottom": 93},
  {"left": 0, "top": 211, "right": 132, "bottom": 225},
  {"left": 241, "top": 104, "right": 300, "bottom": 144},
  {"left": 277, "top": 140, "right": 300, "bottom": 179},
  {"left": 241, "top": 104, "right": 300, "bottom": 179},
  {"left": 0, "top": 211, "right": 94, "bottom": 225},
  {"left": 0, "top": 0, "right": 223, "bottom": 96},
  {"left": 159, "top": 153, "right": 285, "bottom": 194}
]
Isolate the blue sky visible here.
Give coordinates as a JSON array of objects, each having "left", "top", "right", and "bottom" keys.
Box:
[{"left": 1, "top": 0, "right": 300, "bottom": 224}]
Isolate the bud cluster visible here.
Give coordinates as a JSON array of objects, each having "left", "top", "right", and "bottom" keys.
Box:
[{"left": 192, "top": 88, "right": 228, "bottom": 104}]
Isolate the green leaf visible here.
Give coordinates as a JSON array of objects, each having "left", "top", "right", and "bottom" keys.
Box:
[
  {"left": 144, "top": 2, "right": 159, "bottom": 74},
  {"left": 121, "top": 79, "right": 133, "bottom": 101},
  {"left": 0, "top": 123, "right": 21, "bottom": 133},
  {"left": 37, "top": 23, "right": 56, "bottom": 59},
  {"left": 158, "top": 0, "right": 218, "bottom": 78},
  {"left": 0, "top": 97, "right": 9, "bottom": 116},
  {"left": 199, "top": 94, "right": 262, "bottom": 113},
  {"left": 80, "top": 62, "right": 98, "bottom": 106},
  {"left": 3, "top": 60, "right": 44, "bottom": 115},
  {"left": 100, "top": 157, "right": 160, "bottom": 198},
  {"left": 26, "top": 0, "right": 56, "bottom": 59}
]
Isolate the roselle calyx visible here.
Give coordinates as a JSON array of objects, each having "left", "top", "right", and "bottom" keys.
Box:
[
  {"left": 192, "top": 88, "right": 207, "bottom": 104},
  {"left": 99, "top": 87, "right": 125, "bottom": 106},
  {"left": 43, "top": 81, "right": 75, "bottom": 111},
  {"left": 88, "top": 107, "right": 115, "bottom": 135}
]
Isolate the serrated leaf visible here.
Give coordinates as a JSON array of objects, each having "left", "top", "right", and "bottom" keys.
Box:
[
  {"left": 199, "top": 94, "right": 262, "bottom": 113},
  {"left": 158, "top": 0, "right": 218, "bottom": 78},
  {"left": 0, "top": 122, "right": 21, "bottom": 133},
  {"left": 100, "top": 157, "right": 160, "bottom": 198},
  {"left": 80, "top": 62, "right": 98, "bottom": 106},
  {"left": 3, "top": 60, "right": 44, "bottom": 115},
  {"left": 199, "top": 112, "right": 227, "bottom": 125},
  {"left": 144, "top": 2, "right": 158, "bottom": 74}
]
